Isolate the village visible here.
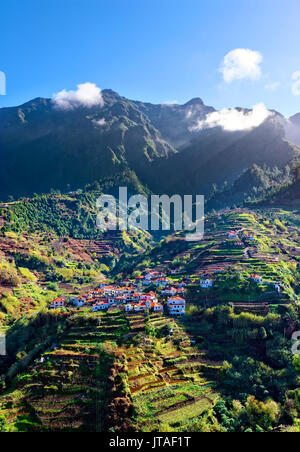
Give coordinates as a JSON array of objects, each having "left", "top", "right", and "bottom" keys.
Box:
[
  {"left": 47, "top": 219, "right": 289, "bottom": 317},
  {"left": 48, "top": 231, "right": 283, "bottom": 316},
  {"left": 49, "top": 270, "right": 187, "bottom": 316}
]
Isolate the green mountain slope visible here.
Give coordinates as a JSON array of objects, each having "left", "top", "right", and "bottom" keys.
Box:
[{"left": 0, "top": 91, "right": 299, "bottom": 201}]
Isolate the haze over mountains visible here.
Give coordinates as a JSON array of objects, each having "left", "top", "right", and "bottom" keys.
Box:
[{"left": 0, "top": 88, "right": 299, "bottom": 201}]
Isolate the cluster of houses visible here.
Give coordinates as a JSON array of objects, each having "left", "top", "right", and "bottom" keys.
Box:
[
  {"left": 223, "top": 230, "right": 257, "bottom": 248},
  {"left": 48, "top": 263, "right": 282, "bottom": 314},
  {"left": 48, "top": 270, "right": 187, "bottom": 315},
  {"left": 223, "top": 231, "right": 244, "bottom": 248},
  {"left": 242, "top": 231, "right": 256, "bottom": 242},
  {"left": 250, "top": 274, "right": 282, "bottom": 292}
]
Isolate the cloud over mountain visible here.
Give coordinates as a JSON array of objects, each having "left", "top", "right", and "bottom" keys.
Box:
[
  {"left": 191, "top": 103, "right": 273, "bottom": 132},
  {"left": 52, "top": 82, "right": 104, "bottom": 109}
]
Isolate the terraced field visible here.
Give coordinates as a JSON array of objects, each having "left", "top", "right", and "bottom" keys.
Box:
[
  {"left": 0, "top": 311, "right": 130, "bottom": 432},
  {"left": 121, "top": 314, "right": 221, "bottom": 431},
  {"left": 0, "top": 309, "right": 222, "bottom": 432}
]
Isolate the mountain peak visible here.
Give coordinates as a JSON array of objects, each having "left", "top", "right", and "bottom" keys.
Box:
[
  {"left": 184, "top": 97, "right": 204, "bottom": 107},
  {"left": 20, "top": 97, "right": 50, "bottom": 108}
]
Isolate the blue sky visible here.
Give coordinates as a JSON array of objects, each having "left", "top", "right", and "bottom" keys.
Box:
[{"left": 1, "top": 0, "right": 300, "bottom": 116}]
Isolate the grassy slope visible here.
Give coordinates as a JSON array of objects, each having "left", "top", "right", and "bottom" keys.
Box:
[
  {"left": 0, "top": 190, "right": 153, "bottom": 328},
  {"left": 115, "top": 208, "right": 300, "bottom": 304}
]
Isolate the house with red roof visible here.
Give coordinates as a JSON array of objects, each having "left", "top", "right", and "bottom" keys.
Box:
[
  {"left": 162, "top": 287, "right": 178, "bottom": 296},
  {"left": 250, "top": 274, "right": 263, "bottom": 284},
  {"left": 49, "top": 297, "right": 65, "bottom": 309},
  {"left": 152, "top": 302, "right": 163, "bottom": 313},
  {"left": 167, "top": 297, "right": 185, "bottom": 315}
]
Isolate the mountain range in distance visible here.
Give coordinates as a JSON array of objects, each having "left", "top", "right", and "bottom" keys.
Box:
[{"left": 0, "top": 88, "right": 299, "bottom": 202}]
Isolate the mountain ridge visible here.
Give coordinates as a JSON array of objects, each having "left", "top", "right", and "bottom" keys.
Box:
[{"left": 0, "top": 90, "right": 299, "bottom": 201}]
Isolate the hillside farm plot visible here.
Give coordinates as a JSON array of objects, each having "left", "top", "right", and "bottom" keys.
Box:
[
  {"left": 0, "top": 311, "right": 129, "bottom": 432},
  {"left": 121, "top": 316, "right": 221, "bottom": 432}
]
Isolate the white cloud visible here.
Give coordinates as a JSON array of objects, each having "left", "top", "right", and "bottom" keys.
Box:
[
  {"left": 0, "top": 71, "right": 6, "bottom": 95},
  {"left": 52, "top": 82, "right": 104, "bottom": 109},
  {"left": 265, "top": 81, "right": 280, "bottom": 91},
  {"left": 291, "top": 71, "right": 300, "bottom": 96},
  {"left": 220, "top": 49, "right": 263, "bottom": 83},
  {"left": 162, "top": 100, "right": 179, "bottom": 106},
  {"left": 92, "top": 118, "right": 106, "bottom": 127},
  {"left": 191, "top": 103, "right": 273, "bottom": 132}
]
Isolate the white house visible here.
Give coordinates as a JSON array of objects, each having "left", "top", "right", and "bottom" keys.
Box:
[
  {"left": 155, "top": 278, "right": 171, "bottom": 287},
  {"left": 92, "top": 301, "right": 109, "bottom": 312},
  {"left": 134, "top": 303, "right": 147, "bottom": 312},
  {"left": 167, "top": 296, "right": 185, "bottom": 304},
  {"left": 102, "top": 285, "right": 117, "bottom": 296},
  {"left": 92, "top": 290, "right": 105, "bottom": 299},
  {"left": 228, "top": 231, "right": 238, "bottom": 239},
  {"left": 152, "top": 303, "right": 163, "bottom": 313},
  {"left": 250, "top": 274, "right": 263, "bottom": 284},
  {"left": 71, "top": 297, "right": 86, "bottom": 307},
  {"left": 140, "top": 298, "right": 151, "bottom": 309},
  {"left": 167, "top": 298, "right": 185, "bottom": 315},
  {"left": 200, "top": 279, "right": 214, "bottom": 288},
  {"left": 270, "top": 282, "right": 281, "bottom": 293},
  {"left": 142, "top": 279, "right": 152, "bottom": 286},
  {"left": 49, "top": 297, "right": 65, "bottom": 309},
  {"left": 132, "top": 292, "right": 143, "bottom": 301},
  {"left": 145, "top": 271, "right": 163, "bottom": 280},
  {"left": 115, "top": 295, "right": 127, "bottom": 304},
  {"left": 162, "top": 287, "right": 177, "bottom": 296}
]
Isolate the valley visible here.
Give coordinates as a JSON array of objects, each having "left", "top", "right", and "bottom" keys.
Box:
[{"left": 0, "top": 194, "right": 299, "bottom": 432}]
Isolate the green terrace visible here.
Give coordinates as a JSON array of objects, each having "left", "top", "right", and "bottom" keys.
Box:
[{"left": 0, "top": 311, "right": 130, "bottom": 432}]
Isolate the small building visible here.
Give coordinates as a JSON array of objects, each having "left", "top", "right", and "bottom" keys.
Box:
[
  {"left": 71, "top": 297, "right": 86, "bottom": 307},
  {"left": 102, "top": 285, "right": 117, "bottom": 296},
  {"left": 155, "top": 278, "right": 171, "bottom": 287},
  {"left": 152, "top": 302, "right": 163, "bottom": 313},
  {"left": 167, "top": 296, "right": 186, "bottom": 305},
  {"left": 114, "top": 295, "right": 126, "bottom": 304},
  {"left": 92, "top": 301, "right": 109, "bottom": 312},
  {"left": 270, "top": 281, "right": 282, "bottom": 293},
  {"left": 162, "top": 287, "right": 177, "bottom": 296},
  {"left": 167, "top": 296, "right": 185, "bottom": 315},
  {"left": 250, "top": 274, "right": 263, "bottom": 284},
  {"left": 49, "top": 297, "right": 65, "bottom": 309},
  {"left": 145, "top": 271, "right": 163, "bottom": 280},
  {"left": 134, "top": 302, "right": 146, "bottom": 312},
  {"left": 200, "top": 279, "right": 214, "bottom": 288},
  {"left": 227, "top": 231, "right": 238, "bottom": 239}
]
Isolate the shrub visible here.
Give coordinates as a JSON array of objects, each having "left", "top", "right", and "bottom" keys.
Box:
[{"left": 18, "top": 267, "right": 37, "bottom": 281}]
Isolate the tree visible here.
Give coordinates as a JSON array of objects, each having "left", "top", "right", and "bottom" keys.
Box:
[
  {"left": 245, "top": 396, "right": 280, "bottom": 431},
  {"left": 293, "top": 355, "right": 300, "bottom": 373},
  {"left": 258, "top": 327, "right": 267, "bottom": 341}
]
